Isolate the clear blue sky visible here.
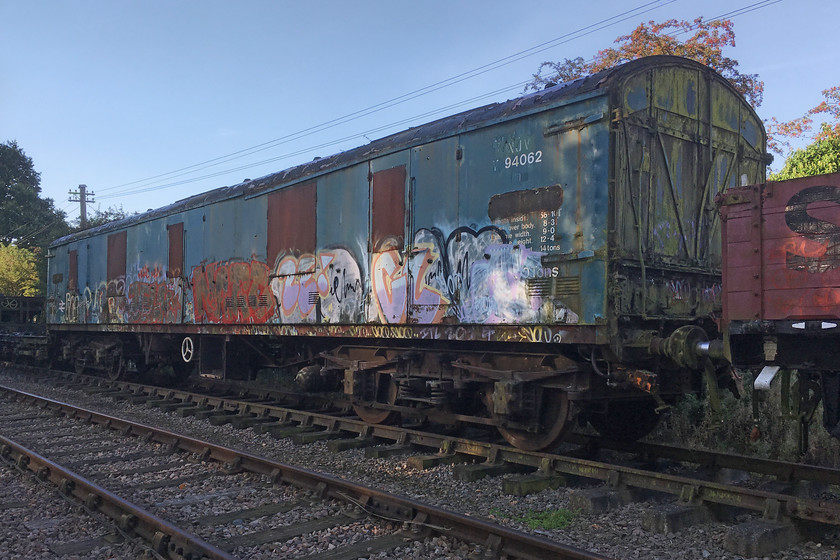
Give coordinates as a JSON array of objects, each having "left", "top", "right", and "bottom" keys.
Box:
[{"left": 2, "top": 0, "right": 838, "bottom": 224}]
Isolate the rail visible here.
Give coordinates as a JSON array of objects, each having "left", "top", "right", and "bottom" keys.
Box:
[{"left": 0, "top": 383, "right": 612, "bottom": 560}]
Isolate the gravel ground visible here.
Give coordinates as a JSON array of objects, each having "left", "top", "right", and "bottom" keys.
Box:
[
  {"left": 0, "top": 453, "right": 145, "bottom": 559},
  {"left": 0, "top": 376, "right": 483, "bottom": 559},
  {"left": 2, "top": 368, "right": 840, "bottom": 559}
]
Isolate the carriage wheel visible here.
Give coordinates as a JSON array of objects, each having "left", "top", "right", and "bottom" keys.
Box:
[
  {"left": 353, "top": 372, "right": 399, "bottom": 424},
  {"left": 107, "top": 355, "right": 125, "bottom": 381},
  {"left": 492, "top": 387, "right": 573, "bottom": 451}
]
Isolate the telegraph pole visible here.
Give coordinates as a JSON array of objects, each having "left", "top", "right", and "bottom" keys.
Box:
[{"left": 68, "top": 184, "right": 95, "bottom": 228}]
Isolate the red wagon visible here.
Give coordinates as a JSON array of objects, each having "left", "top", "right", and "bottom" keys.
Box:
[{"left": 720, "top": 172, "right": 840, "bottom": 440}]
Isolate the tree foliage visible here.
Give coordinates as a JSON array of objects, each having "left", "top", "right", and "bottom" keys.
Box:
[
  {"left": 0, "top": 141, "right": 69, "bottom": 249},
  {"left": 525, "top": 18, "right": 763, "bottom": 107},
  {"left": 766, "top": 85, "right": 840, "bottom": 155},
  {"left": 72, "top": 204, "right": 134, "bottom": 231},
  {"left": 0, "top": 244, "right": 39, "bottom": 296},
  {"left": 766, "top": 84, "right": 840, "bottom": 178},
  {"left": 768, "top": 137, "right": 840, "bottom": 181},
  {"left": 1, "top": 140, "right": 71, "bottom": 294}
]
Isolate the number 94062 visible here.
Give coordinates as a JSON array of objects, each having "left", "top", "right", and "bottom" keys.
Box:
[{"left": 504, "top": 150, "right": 542, "bottom": 169}]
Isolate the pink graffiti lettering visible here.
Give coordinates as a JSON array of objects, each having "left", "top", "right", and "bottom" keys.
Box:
[
  {"left": 371, "top": 249, "right": 408, "bottom": 323},
  {"left": 270, "top": 249, "right": 363, "bottom": 324}
]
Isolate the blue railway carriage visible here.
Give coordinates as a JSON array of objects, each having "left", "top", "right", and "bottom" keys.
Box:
[{"left": 46, "top": 56, "right": 767, "bottom": 450}]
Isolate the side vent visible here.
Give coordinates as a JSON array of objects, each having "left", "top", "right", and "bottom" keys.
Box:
[
  {"left": 526, "top": 276, "right": 581, "bottom": 298},
  {"left": 226, "top": 295, "right": 273, "bottom": 309},
  {"left": 526, "top": 278, "right": 552, "bottom": 298},
  {"left": 554, "top": 277, "right": 581, "bottom": 298}
]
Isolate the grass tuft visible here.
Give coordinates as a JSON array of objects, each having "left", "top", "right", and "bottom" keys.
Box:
[{"left": 490, "top": 507, "right": 578, "bottom": 530}]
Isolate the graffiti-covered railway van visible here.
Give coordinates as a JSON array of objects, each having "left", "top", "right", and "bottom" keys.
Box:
[{"left": 46, "top": 56, "right": 767, "bottom": 450}]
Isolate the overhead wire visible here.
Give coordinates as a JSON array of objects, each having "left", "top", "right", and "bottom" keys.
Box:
[
  {"left": 97, "top": 83, "right": 525, "bottom": 200},
  {"left": 94, "top": 0, "right": 677, "bottom": 199},
  {"left": 13, "top": 205, "right": 78, "bottom": 246},
  {"left": 5, "top": 201, "right": 76, "bottom": 244},
  {"left": 63, "top": 0, "right": 783, "bottom": 213},
  {"left": 98, "top": 0, "right": 781, "bottom": 202}
]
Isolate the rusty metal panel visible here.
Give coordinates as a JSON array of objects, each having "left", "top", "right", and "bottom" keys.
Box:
[
  {"left": 167, "top": 222, "right": 184, "bottom": 278},
  {"left": 107, "top": 231, "right": 126, "bottom": 286},
  {"left": 369, "top": 165, "right": 408, "bottom": 324},
  {"left": 98, "top": 231, "right": 127, "bottom": 324},
  {"left": 120, "top": 218, "right": 180, "bottom": 325},
  {"left": 265, "top": 182, "right": 319, "bottom": 325},
  {"left": 68, "top": 249, "right": 78, "bottom": 292},
  {"left": 722, "top": 173, "right": 840, "bottom": 322},
  {"left": 266, "top": 182, "right": 316, "bottom": 266},
  {"left": 191, "top": 259, "right": 276, "bottom": 325},
  {"left": 371, "top": 166, "right": 406, "bottom": 250},
  {"left": 719, "top": 184, "right": 763, "bottom": 323}
]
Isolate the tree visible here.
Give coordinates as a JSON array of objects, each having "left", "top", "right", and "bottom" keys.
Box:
[
  {"left": 0, "top": 141, "right": 69, "bottom": 249},
  {"left": 768, "top": 137, "right": 840, "bottom": 181},
  {"left": 1, "top": 140, "right": 71, "bottom": 294},
  {"left": 767, "top": 85, "right": 840, "bottom": 155},
  {"left": 766, "top": 84, "right": 840, "bottom": 179},
  {"left": 525, "top": 18, "right": 763, "bottom": 108},
  {"left": 0, "top": 244, "right": 39, "bottom": 296}
]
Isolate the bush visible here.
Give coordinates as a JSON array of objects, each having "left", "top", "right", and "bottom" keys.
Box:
[{"left": 655, "top": 370, "right": 840, "bottom": 466}]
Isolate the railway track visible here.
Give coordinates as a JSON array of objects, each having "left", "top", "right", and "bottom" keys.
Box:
[
  {"left": 0, "top": 435, "right": 144, "bottom": 558},
  {"left": 3, "top": 364, "right": 840, "bottom": 558},
  {"left": 32, "top": 369, "right": 840, "bottom": 483},
  {"left": 0, "top": 372, "right": 608, "bottom": 560}
]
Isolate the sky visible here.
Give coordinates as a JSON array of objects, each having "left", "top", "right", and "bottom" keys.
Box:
[{"left": 2, "top": 0, "right": 838, "bottom": 227}]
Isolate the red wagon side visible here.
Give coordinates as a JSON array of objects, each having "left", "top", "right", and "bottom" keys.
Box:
[{"left": 720, "top": 172, "right": 840, "bottom": 438}]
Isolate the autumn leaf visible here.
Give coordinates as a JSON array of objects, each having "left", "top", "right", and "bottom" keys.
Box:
[{"left": 525, "top": 18, "right": 763, "bottom": 107}]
